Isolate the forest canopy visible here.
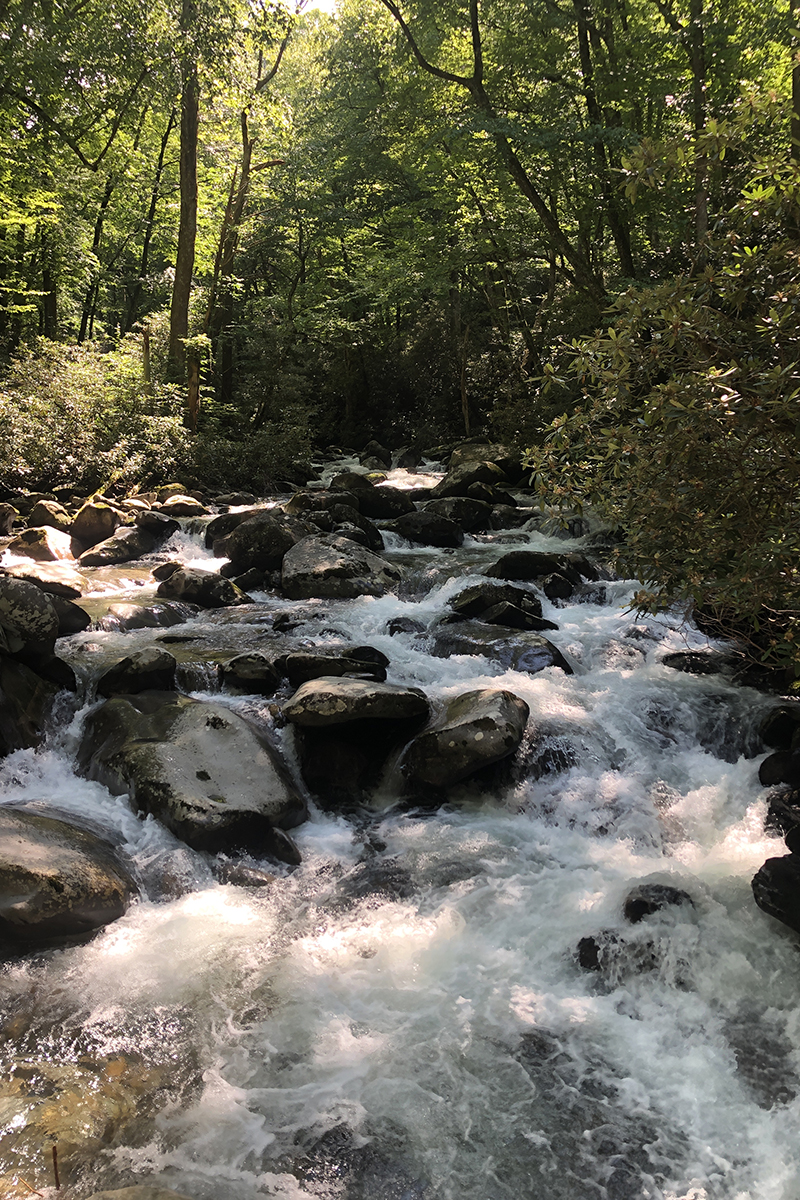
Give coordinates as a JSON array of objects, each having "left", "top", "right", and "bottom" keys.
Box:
[{"left": 1, "top": 0, "right": 798, "bottom": 662}]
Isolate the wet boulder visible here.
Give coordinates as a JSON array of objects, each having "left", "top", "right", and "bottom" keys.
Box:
[
  {"left": 8, "top": 525, "right": 76, "bottom": 561},
  {"left": 281, "top": 534, "right": 403, "bottom": 600},
  {"left": 0, "top": 657, "right": 58, "bottom": 756},
  {"left": 360, "top": 439, "right": 392, "bottom": 468},
  {"left": 0, "top": 805, "right": 136, "bottom": 948},
  {"left": 400, "top": 688, "right": 529, "bottom": 790},
  {"left": 71, "top": 501, "right": 122, "bottom": 547},
  {"left": 223, "top": 510, "right": 315, "bottom": 571},
  {"left": 133, "top": 509, "right": 181, "bottom": 540},
  {"left": 752, "top": 853, "right": 800, "bottom": 935},
  {"left": 27, "top": 498, "right": 72, "bottom": 530},
  {"left": 448, "top": 581, "right": 557, "bottom": 632},
  {"left": 759, "top": 749, "right": 800, "bottom": 788},
  {"left": 448, "top": 441, "right": 524, "bottom": 481},
  {"left": 327, "top": 502, "right": 384, "bottom": 551},
  {"left": 156, "top": 567, "right": 251, "bottom": 608},
  {"left": 0, "top": 574, "right": 59, "bottom": 653},
  {"left": 390, "top": 511, "right": 464, "bottom": 548},
  {"left": 429, "top": 621, "right": 572, "bottom": 675},
  {"left": 429, "top": 460, "right": 509, "bottom": 499},
  {"left": 284, "top": 489, "right": 360, "bottom": 516},
  {"left": 423, "top": 496, "right": 492, "bottom": 532},
  {"left": 356, "top": 485, "right": 416, "bottom": 520},
  {"left": 486, "top": 549, "right": 599, "bottom": 588},
  {"left": 79, "top": 525, "right": 156, "bottom": 566},
  {"left": 79, "top": 693, "right": 306, "bottom": 857},
  {"left": 623, "top": 882, "right": 694, "bottom": 923},
  {"left": 96, "top": 601, "right": 195, "bottom": 632},
  {"left": 387, "top": 616, "right": 426, "bottom": 636},
  {"left": 52, "top": 595, "right": 92, "bottom": 635},
  {"left": 284, "top": 646, "right": 389, "bottom": 686},
  {"left": 285, "top": 678, "right": 429, "bottom": 809},
  {"left": 220, "top": 651, "right": 282, "bottom": 694},
  {"left": 283, "top": 677, "right": 429, "bottom": 726},
  {"left": 329, "top": 470, "right": 375, "bottom": 493},
  {"left": 96, "top": 647, "right": 178, "bottom": 697},
  {"left": 204, "top": 506, "right": 262, "bottom": 548}
]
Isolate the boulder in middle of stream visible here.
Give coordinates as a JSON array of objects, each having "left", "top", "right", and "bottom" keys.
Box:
[{"left": 79, "top": 693, "right": 306, "bottom": 859}]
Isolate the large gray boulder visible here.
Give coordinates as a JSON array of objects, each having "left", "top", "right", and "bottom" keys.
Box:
[
  {"left": 282, "top": 677, "right": 429, "bottom": 726},
  {"left": 281, "top": 535, "right": 403, "bottom": 600},
  {"left": 79, "top": 525, "right": 156, "bottom": 566},
  {"left": 448, "top": 442, "right": 524, "bottom": 481},
  {"left": 0, "top": 574, "right": 59, "bottom": 653},
  {"left": 79, "top": 693, "right": 306, "bottom": 857},
  {"left": 423, "top": 496, "right": 492, "bottom": 531},
  {"left": 223, "top": 510, "right": 315, "bottom": 571},
  {"left": 0, "top": 805, "right": 136, "bottom": 948},
  {"left": 401, "top": 688, "right": 530, "bottom": 789}
]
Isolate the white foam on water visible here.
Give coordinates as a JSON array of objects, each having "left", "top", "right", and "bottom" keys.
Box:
[{"left": 1, "top": 514, "right": 798, "bottom": 1200}]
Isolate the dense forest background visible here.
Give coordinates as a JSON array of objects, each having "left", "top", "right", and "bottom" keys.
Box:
[{"left": 1, "top": 0, "right": 799, "bottom": 664}]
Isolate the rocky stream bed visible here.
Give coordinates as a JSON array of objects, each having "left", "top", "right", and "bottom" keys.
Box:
[{"left": 1, "top": 443, "right": 800, "bottom": 1200}]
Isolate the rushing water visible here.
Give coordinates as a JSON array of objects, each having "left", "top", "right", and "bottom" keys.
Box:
[{"left": 1, "top": 465, "right": 798, "bottom": 1200}]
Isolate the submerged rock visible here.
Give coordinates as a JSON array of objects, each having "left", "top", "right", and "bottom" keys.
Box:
[
  {"left": 622, "top": 882, "right": 694, "bottom": 923},
  {"left": 0, "top": 805, "right": 136, "bottom": 948},
  {"left": 281, "top": 534, "right": 403, "bottom": 600},
  {"left": 79, "top": 693, "right": 306, "bottom": 857},
  {"left": 400, "top": 688, "right": 530, "bottom": 790},
  {"left": 429, "top": 621, "right": 572, "bottom": 675}
]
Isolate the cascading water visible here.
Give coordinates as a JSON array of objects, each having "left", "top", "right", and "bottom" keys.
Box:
[{"left": 0, "top": 462, "right": 797, "bottom": 1200}]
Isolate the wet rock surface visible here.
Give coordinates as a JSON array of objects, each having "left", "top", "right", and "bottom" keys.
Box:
[
  {"left": 281, "top": 534, "right": 404, "bottom": 599},
  {"left": 401, "top": 688, "right": 530, "bottom": 790},
  {"left": 0, "top": 805, "right": 136, "bottom": 948},
  {"left": 79, "top": 693, "right": 307, "bottom": 856}
]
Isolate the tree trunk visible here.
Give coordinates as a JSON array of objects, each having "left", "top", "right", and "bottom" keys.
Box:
[
  {"left": 689, "top": 0, "right": 708, "bottom": 249},
  {"left": 124, "top": 107, "right": 176, "bottom": 333},
  {"left": 78, "top": 175, "right": 114, "bottom": 343},
  {"left": 169, "top": 0, "right": 199, "bottom": 371}
]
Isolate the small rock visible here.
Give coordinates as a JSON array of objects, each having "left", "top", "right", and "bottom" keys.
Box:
[
  {"left": 282, "top": 677, "right": 429, "bottom": 726},
  {"left": 622, "top": 883, "right": 694, "bottom": 923},
  {"left": 220, "top": 652, "right": 282, "bottom": 694},
  {"left": 156, "top": 568, "right": 251, "bottom": 608},
  {"left": 28, "top": 498, "right": 72, "bottom": 530},
  {"left": 157, "top": 494, "right": 209, "bottom": 517}
]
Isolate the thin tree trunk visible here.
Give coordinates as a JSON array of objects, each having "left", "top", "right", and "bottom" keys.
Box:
[
  {"left": 689, "top": 0, "right": 707, "bottom": 248},
  {"left": 169, "top": 0, "right": 199, "bottom": 371},
  {"left": 124, "top": 107, "right": 176, "bottom": 333},
  {"left": 78, "top": 174, "right": 114, "bottom": 342}
]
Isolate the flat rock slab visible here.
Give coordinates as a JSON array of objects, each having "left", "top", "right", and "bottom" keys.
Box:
[
  {"left": 79, "top": 694, "right": 306, "bottom": 856},
  {"left": 0, "top": 805, "right": 136, "bottom": 947},
  {"left": 3, "top": 560, "right": 84, "bottom": 598},
  {"left": 401, "top": 688, "right": 530, "bottom": 788},
  {"left": 283, "top": 677, "right": 429, "bottom": 726},
  {"left": 281, "top": 535, "right": 403, "bottom": 600}
]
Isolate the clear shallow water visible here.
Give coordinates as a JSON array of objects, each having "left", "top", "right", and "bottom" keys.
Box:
[{"left": 1, "top": 472, "right": 798, "bottom": 1200}]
